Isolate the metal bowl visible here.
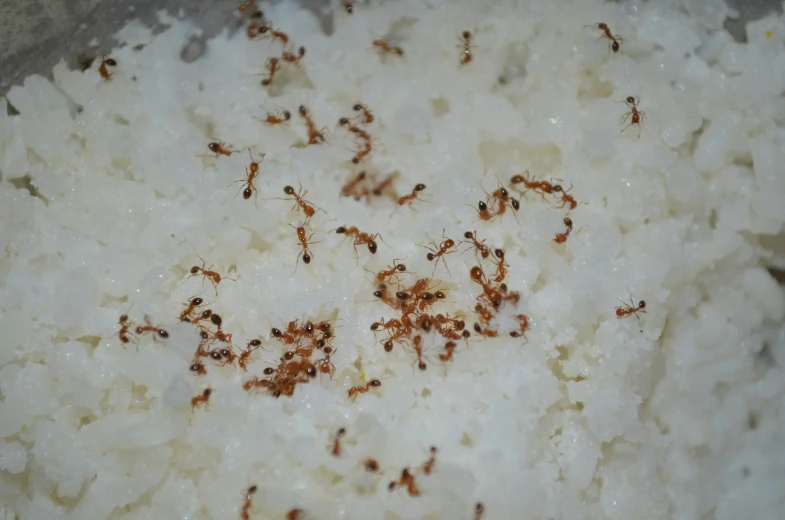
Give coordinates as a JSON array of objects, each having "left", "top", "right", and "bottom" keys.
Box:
[{"left": 1, "top": 0, "right": 782, "bottom": 97}]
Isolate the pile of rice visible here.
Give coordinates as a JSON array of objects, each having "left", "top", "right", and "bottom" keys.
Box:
[{"left": 1, "top": 0, "right": 784, "bottom": 518}]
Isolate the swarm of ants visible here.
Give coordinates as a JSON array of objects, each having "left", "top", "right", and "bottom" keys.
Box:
[{"left": 104, "top": 4, "right": 650, "bottom": 516}]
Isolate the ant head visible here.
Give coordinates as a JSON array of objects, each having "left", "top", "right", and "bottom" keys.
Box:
[
  {"left": 336, "top": 226, "right": 346, "bottom": 234},
  {"left": 612, "top": 41, "right": 620, "bottom": 52},
  {"left": 190, "top": 266, "right": 200, "bottom": 274},
  {"left": 338, "top": 117, "right": 350, "bottom": 126},
  {"left": 368, "top": 241, "right": 378, "bottom": 254},
  {"left": 638, "top": 300, "right": 646, "bottom": 309},
  {"left": 511, "top": 198, "right": 520, "bottom": 210},
  {"left": 626, "top": 96, "right": 636, "bottom": 104},
  {"left": 353, "top": 103, "right": 363, "bottom": 111},
  {"left": 283, "top": 185, "right": 295, "bottom": 195},
  {"left": 298, "top": 105, "right": 307, "bottom": 115},
  {"left": 462, "top": 30, "right": 471, "bottom": 39},
  {"left": 208, "top": 142, "right": 219, "bottom": 152},
  {"left": 396, "top": 263, "right": 406, "bottom": 272},
  {"left": 564, "top": 217, "right": 573, "bottom": 226},
  {"left": 105, "top": 58, "right": 117, "bottom": 66},
  {"left": 283, "top": 110, "right": 291, "bottom": 120},
  {"left": 494, "top": 249, "right": 505, "bottom": 259},
  {"left": 478, "top": 200, "right": 487, "bottom": 211},
  {"left": 434, "top": 291, "right": 446, "bottom": 299},
  {"left": 243, "top": 188, "right": 253, "bottom": 199},
  {"left": 415, "top": 183, "right": 426, "bottom": 191},
  {"left": 464, "top": 231, "right": 474, "bottom": 239}
]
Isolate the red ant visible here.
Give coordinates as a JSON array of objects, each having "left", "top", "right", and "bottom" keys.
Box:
[
  {"left": 553, "top": 217, "right": 574, "bottom": 244},
  {"left": 315, "top": 346, "right": 337, "bottom": 378},
  {"left": 329, "top": 427, "right": 346, "bottom": 457},
  {"left": 457, "top": 30, "right": 474, "bottom": 65},
  {"left": 238, "top": 339, "right": 263, "bottom": 371},
  {"left": 134, "top": 316, "right": 169, "bottom": 341},
  {"left": 261, "top": 57, "right": 280, "bottom": 87},
  {"left": 342, "top": 0, "right": 355, "bottom": 13},
  {"left": 396, "top": 183, "right": 428, "bottom": 210},
  {"left": 510, "top": 314, "right": 530, "bottom": 340},
  {"left": 388, "top": 468, "right": 420, "bottom": 497},
  {"left": 372, "top": 173, "right": 395, "bottom": 196},
  {"left": 510, "top": 171, "right": 555, "bottom": 200},
  {"left": 422, "top": 446, "right": 438, "bottom": 475},
  {"left": 586, "top": 22, "right": 623, "bottom": 54},
  {"left": 279, "top": 184, "right": 319, "bottom": 221},
  {"left": 374, "top": 259, "right": 406, "bottom": 285},
  {"left": 552, "top": 183, "right": 583, "bottom": 212},
  {"left": 98, "top": 57, "right": 117, "bottom": 81},
  {"left": 179, "top": 296, "right": 206, "bottom": 322},
  {"left": 292, "top": 223, "right": 319, "bottom": 271},
  {"left": 352, "top": 103, "right": 374, "bottom": 125},
  {"left": 373, "top": 39, "right": 404, "bottom": 57},
  {"left": 347, "top": 379, "right": 382, "bottom": 401},
  {"left": 282, "top": 46, "right": 306, "bottom": 67},
  {"left": 421, "top": 229, "right": 457, "bottom": 275},
  {"left": 620, "top": 96, "right": 645, "bottom": 138},
  {"left": 299, "top": 105, "right": 328, "bottom": 145},
  {"left": 191, "top": 388, "right": 213, "bottom": 410},
  {"left": 186, "top": 251, "right": 235, "bottom": 295},
  {"left": 257, "top": 109, "right": 291, "bottom": 125},
  {"left": 286, "top": 509, "right": 305, "bottom": 520},
  {"left": 240, "top": 485, "right": 257, "bottom": 520},
  {"left": 439, "top": 341, "right": 457, "bottom": 363},
  {"left": 341, "top": 171, "right": 367, "bottom": 199},
  {"left": 412, "top": 335, "right": 428, "bottom": 371},
  {"left": 207, "top": 141, "right": 234, "bottom": 158},
  {"left": 113, "top": 314, "right": 136, "bottom": 344},
  {"left": 255, "top": 23, "right": 290, "bottom": 47},
  {"left": 336, "top": 225, "right": 382, "bottom": 261},
  {"left": 491, "top": 248, "right": 508, "bottom": 282},
  {"left": 228, "top": 150, "right": 264, "bottom": 203},
  {"left": 615, "top": 297, "right": 647, "bottom": 319},
  {"left": 462, "top": 230, "right": 490, "bottom": 259}
]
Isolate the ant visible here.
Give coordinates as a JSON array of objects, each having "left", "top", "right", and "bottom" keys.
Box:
[
  {"left": 492, "top": 248, "right": 508, "bottom": 282},
  {"left": 620, "top": 96, "right": 645, "bottom": 138},
  {"left": 347, "top": 379, "right": 382, "bottom": 401},
  {"left": 186, "top": 251, "right": 235, "bottom": 295},
  {"left": 438, "top": 341, "right": 457, "bottom": 362},
  {"left": 421, "top": 229, "right": 457, "bottom": 276},
  {"left": 329, "top": 427, "right": 346, "bottom": 457},
  {"left": 286, "top": 509, "right": 305, "bottom": 520},
  {"left": 238, "top": 339, "right": 263, "bottom": 371},
  {"left": 191, "top": 388, "right": 213, "bottom": 410},
  {"left": 469, "top": 200, "right": 493, "bottom": 221},
  {"left": 457, "top": 30, "right": 474, "bottom": 65},
  {"left": 228, "top": 150, "right": 265, "bottom": 203},
  {"left": 257, "top": 109, "right": 291, "bottom": 125},
  {"left": 475, "top": 502, "right": 485, "bottom": 520},
  {"left": 510, "top": 171, "right": 556, "bottom": 200},
  {"left": 190, "top": 362, "right": 207, "bottom": 376},
  {"left": 134, "top": 316, "right": 169, "bottom": 341},
  {"left": 615, "top": 297, "right": 647, "bottom": 319},
  {"left": 552, "top": 183, "right": 582, "bottom": 212},
  {"left": 315, "top": 346, "right": 337, "bottom": 378},
  {"left": 422, "top": 446, "right": 438, "bottom": 475},
  {"left": 462, "top": 231, "right": 490, "bottom": 259},
  {"left": 396, "top": 183, "right": 428, "bottom": 210},
  {"left": 373, "top": 39, "right": 404, "bottom": 57},
  {"left": 388, "top": 468, "right": 420, "bottom": 497},
  {"left": 207, "top": 141, "right": 234, "bottom": 158},
  {"left": 336, "top": 225, "right": 382, "bottom": 261},
  {"left": 363, "top": 458, "right": 380, "bottom": 472},
  {"left": 352, "top": 103, "right": 374, "bottom": 125},
  {"left": 179, "top": 296, "right": 206, "bottom": 322},
  {"left": 279, "top": 184, "right": 318, "bottom": 221},
  {"left": 298, "top": 105, "right": 328, "bottom": 145},
  {"left": 261, "top": 57, "right": 281, "bottom": 87},
  {"left": 292, "top": 223, "right": 319, "bottom": 271},
  {"left": 237, "top": 0, "right": 256, "bottom": 14},
  {"left": 255, "top": 23, "right": 290, "bottom": 47},
  {"left": 341, "top": 171, "right": 368, "bottom": 199},
  {"left": 98, "top": 57, "right": 117, "bottom": 81},
  {"left": 240, "top": 485, "right": 257, "bottom": 520},
  {"left": 374, "top": 259, "right": 407, "bottom": 285},
  {"left": 113, "top": 314, "right": 136, "bottom": 344},
  {"left": 553, "top": 217, "right": 574, "bottom": 244},
  {"left": 282, "top": 46, "right": 306, "bottom": 66},
  {"left": 372, "top": 173, "right": 395, "bottom": 196},
  {"left": 510, "top": 314, "right": 530, "bottom": 340},
  {"left": 412, "top": 335, "right": 428, "bottom": 371},
  {"left": 342, "top": 0, "right": 354, "bottom": 13},
  {"left": 586, "top": 22, "right": 623, "bottom": 54}
]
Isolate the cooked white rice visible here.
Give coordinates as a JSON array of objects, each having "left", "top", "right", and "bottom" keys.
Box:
[{"left": 1, "top": 0, "right": 784, "bottom": 519}]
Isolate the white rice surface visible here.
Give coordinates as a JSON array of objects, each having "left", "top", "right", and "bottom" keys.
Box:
[{"left": 1, "top": 0, "right": 785, "bottom": 519}]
